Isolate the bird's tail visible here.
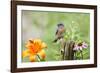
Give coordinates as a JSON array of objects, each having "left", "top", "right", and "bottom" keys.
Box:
[
  {"left": 53, "top": 38, "right": 58, "bottom": 43},
  {"left": 53, "top": 36, "right": 63, "bottom": 43}
]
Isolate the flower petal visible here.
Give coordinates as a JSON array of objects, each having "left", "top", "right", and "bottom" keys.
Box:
[
  {"left": 41, "top": 42, "right": 47, "bottom": 48},
  {"left": 29, "top": 55, "right": 36, "bottom": 62},
  {"left": 79, "top": 47, "right": 82, "bottom": 50},
  {"left": 38, "top": 50, "right": 46, "bottom": 59},
  {"left": 33, "top": 39, "right": 42, "bottom": 44},
  {"left": 22, "top": 49, "right": 30, "bottom": 58},
  {"left": 82, "top": 42, "right": 88, "bottom": 48}
]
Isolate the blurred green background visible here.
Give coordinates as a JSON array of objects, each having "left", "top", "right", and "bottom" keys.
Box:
[{"left": 22, "top": 10, "right": 90, "bottom": 62}]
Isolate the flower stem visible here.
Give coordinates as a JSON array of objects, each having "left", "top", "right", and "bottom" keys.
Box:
[{"left": 37, "top": 54, "right": 41, "bottom": 61}]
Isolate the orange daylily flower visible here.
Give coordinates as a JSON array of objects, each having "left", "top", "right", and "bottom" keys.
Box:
[{"left": 22, "top": 39, "right": 47, "bottom": 62}]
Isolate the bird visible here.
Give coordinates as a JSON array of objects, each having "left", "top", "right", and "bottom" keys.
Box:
[{"left": 53, "top": 23, "right": 65, "bottom": 43}]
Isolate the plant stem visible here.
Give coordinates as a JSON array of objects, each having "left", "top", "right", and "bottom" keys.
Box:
[{"left": 37, "top": 55, "right": 41, "bottom": 62}]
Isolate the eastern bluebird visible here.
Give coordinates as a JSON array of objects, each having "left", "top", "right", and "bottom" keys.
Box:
[{"left": 53, "top": 23, "right": 65, "bottom": 43}]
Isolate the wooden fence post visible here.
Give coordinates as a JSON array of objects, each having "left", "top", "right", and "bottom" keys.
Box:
[{"left": 62, "top": 40, "right": 75, "bottom": 60}]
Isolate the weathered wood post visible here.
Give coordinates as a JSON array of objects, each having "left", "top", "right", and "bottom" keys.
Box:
[{"left": 61, "top": 40, "right": 75, "bottom": 60}]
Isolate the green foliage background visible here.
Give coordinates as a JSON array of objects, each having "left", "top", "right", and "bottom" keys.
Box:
[{"left": 22, "top": 10, "right": 90, "bottom": 62}]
